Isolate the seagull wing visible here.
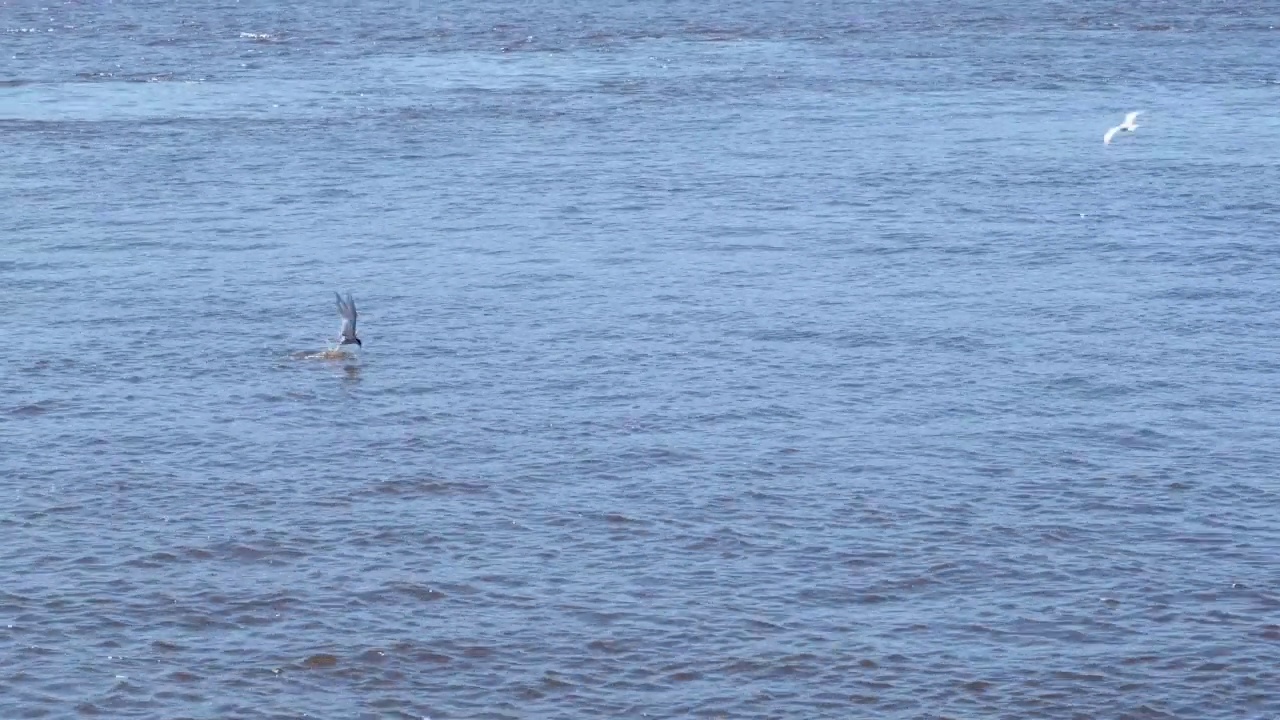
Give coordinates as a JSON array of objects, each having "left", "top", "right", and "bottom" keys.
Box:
[
  {"left": 335, "top": 292, "right": 357, "bottom": 340},
  {"left": 1103, "top": 125, "right": 1120, "bottom": 144},
  {"left": 1124, "top": 111, "right": 1141, "bottom": 125}
]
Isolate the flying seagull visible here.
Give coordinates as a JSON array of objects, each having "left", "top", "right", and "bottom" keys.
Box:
[
  {"left": 335, "top": 292, "right": 362, "bottom": 348},
  {"left": 1104, "top": 111, "right": 1141, "bottom": 145}
]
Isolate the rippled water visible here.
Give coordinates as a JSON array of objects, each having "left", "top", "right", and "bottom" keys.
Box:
[{"left": 4, "top": 0, "right": 1280, "bottom": 717}]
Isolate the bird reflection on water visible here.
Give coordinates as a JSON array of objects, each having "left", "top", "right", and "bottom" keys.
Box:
[{"left": 341, "top": 363, "right": 361, "bottom": 383}]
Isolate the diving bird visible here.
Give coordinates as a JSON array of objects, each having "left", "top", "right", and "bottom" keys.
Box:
[
  {"left": 335, "top": 292, "right": 362, "bottom": 348},
  {"left": 1104, "top": 111, "right": 1141, "bottom": 145}
]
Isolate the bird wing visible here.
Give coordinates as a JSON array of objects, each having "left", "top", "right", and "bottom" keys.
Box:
[
  {"left": 1124, "top": 111, "right": 1141, "bottom": 125},
  {"left": 1103, "top": 125, "right": 1119, "bottom": 144},
  {"left": 335, "top": 292, "right": 357, "bottom": 339}
]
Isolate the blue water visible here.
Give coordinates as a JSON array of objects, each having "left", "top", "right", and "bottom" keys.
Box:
[{"left": 4, "top": 1, "right": 1280, "bottom": 717}]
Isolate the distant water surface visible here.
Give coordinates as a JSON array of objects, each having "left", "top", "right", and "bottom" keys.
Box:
[{"left": 3, "top": 0, "right": 1280, "bottom": 717}]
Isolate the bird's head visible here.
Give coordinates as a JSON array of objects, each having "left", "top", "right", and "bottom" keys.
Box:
[{"left": 354, "top": 338, "right": 363, "bottom": 347}]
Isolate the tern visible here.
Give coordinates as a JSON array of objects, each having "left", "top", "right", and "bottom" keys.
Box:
[
  {"left": 1104, "top": 111, "right": 1141, "bottom": 145},
  {"left": 335, "top": 292, "right": 362, "bottom": 348}
]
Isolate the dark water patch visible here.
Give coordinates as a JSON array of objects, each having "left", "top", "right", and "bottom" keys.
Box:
[
  {"left": 301, "top": 653, "right": 338, "bottom": 669},
  {"left": 360, "top": 582, "right": 448, "bottom": 604},
  {"left": 389, "top": 642, "right": 453, "bottom": 665},
  {"left": 8, "top": 403, "right": 55, "bottom": 417},
  {"left": 360, "top": 477, "right": 490, "bottom": 497}
]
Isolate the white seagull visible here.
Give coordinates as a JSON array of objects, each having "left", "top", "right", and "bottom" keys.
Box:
[
  {"left": 1104, "top": 111, "right": 1141, "bottom": 145},
  {"left": 335, "top": 292, "right": 362, "bottom": 348}
]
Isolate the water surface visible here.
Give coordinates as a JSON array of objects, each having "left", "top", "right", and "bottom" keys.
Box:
[{"left": 4, "top": 0, "right": 1280, "bottom": 717}]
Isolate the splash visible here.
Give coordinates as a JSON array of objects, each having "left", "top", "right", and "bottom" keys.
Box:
[{"left": 292, "top": 349, "right": 356, "bottom": 361}]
